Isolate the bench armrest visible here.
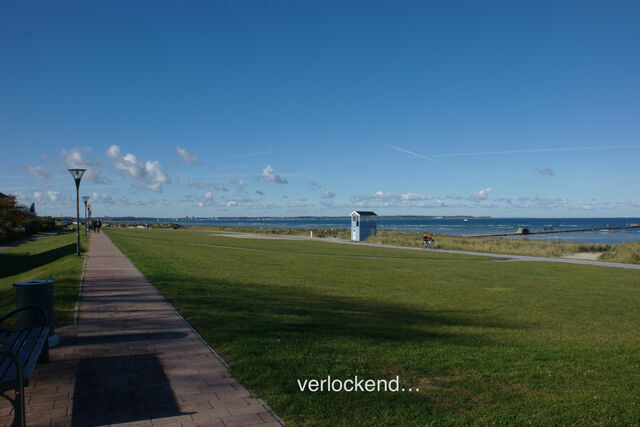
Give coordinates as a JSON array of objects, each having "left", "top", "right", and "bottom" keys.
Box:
[{"left": 0, "top": 305, "right": 48, "bottom": 330}]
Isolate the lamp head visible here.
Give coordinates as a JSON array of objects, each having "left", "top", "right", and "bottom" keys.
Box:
[
  {"left": 82, "top": 196, "right": 90, "bottom": 203},
  {"left": 68, "top": 168, "right": 86, "bottom": 187}
]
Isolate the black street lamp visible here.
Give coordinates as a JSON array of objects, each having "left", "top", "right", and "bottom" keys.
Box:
[
  {"left": 68, "top": 168, "right": 86, "bottom": 256},
  {"left": 82, "top": 196, "right": 90, "bottom": 238}
]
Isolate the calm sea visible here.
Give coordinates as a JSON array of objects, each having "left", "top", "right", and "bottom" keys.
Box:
[{"left": 158, "top": 217, "right": 640, "bottom": 245}]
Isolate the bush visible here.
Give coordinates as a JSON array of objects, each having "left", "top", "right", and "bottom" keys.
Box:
[{"left": 0, "top": 195, "right": 61, "bottom": 243}]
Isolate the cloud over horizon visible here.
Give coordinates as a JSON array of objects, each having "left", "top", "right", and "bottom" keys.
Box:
[
  {"left": 61, "top": 147, "right": 108, "bottom": 184},
  {"left": 260, "top": 165, "right": 288, "bottom": 184},
  {"left": 106, "top": 145, "right": 171, "bottom": 192},
  {"left": 176, "top": 146, "right": 200, "bottom": 164},
  {"left": 24, "top": 166, "right": 52, "bottom": 180}
]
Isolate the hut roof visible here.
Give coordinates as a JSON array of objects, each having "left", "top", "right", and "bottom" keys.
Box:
[{"left": 350, "top": 211, "right": 377, "bottom": 217}]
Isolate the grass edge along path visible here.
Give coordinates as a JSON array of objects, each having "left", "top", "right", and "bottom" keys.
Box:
[
  {"left": 106, "top": 228, "right": 640, "bottom": 426},
  {"left": 0, "top": 231, "right": 86, "bottom": 328}
]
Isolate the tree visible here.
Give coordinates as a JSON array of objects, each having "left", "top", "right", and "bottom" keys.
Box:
[{"left": 0, "top": 194, "right": 36, "bottom": 242}]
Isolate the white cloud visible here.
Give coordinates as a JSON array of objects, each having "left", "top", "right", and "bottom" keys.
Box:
[
  {"left": 320, "top": 187, "right": 335, "bottom": 199},
  {"left": 471, "top": 187, "right": 491, "bottom": 200},
  {"left": 106, "top": 145, "right": 171, "bottom": 192},
  {"left": 216, "top": 184, "right": 229, "bottom": 192},
  {"left": 188, "top": 179, "right": 210, "bottom": 189},
  {"left": 193, "top": 190, "right": 217, "bottom": 207},
  {"left": 260, "top": 165, "right": 288, "bottom": 184},
  {"left": 145, "top": 160, "right": 171, "bottom": 192},
  {"left": 255, "top": 190, "right": 265, "bottom": 196},
  {"left": 249, "top": 203, "right": 276, "bottom": 210},
  {"left": 231, "top": 180, "right": 246, "bottom": 193},
  {"left": 401, "top": 193, "right": 426, "bottom": 201},
  {"left": 47, "top": 191, "right": 60, "bottom": 202},
  {"left": 106, "top": 145, "right": 145, "bottom": 178},
  {"left": 350, "top": 191, "right": 436, "bottom": 208},
  {"left": 25, "top": 166, "right": 51, "bottom": 180},
  {"left": 33, "top": 191, "right": 43, "bottom": 201},
  {"left": 513, "top": 196, "right": 569, "bottom": 209},
  {"left": 176, "top": 146, "right": 200, "bottom": 164},
  {"left": 61, "top": 147, "right": 108, "bottom": 184},
  {"left": 90, "top": 192, "right": 115, "bottom": 204},
  {"left": 226, "top": 200, "right": 238, "bottom": 207}
]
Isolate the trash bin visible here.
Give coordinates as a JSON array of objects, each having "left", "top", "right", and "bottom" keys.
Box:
[{"left": 13, "top": 280, "right": 59, "bottom": 347}]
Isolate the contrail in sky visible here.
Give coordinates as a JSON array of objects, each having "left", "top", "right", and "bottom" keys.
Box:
[
  {"left": 390, "top": 144, "right": 640, "bottom": 159},
  {"left": 388, "top": 145, "right": 437, "bottom": 162}
]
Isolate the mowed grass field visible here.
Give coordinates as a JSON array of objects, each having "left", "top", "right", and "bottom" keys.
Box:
[
  {"left": 106, "top": 228, "right": 640, "bottom": 426},
  {"left": 0, "top": 232, "right": 85, "bottom": 327}
]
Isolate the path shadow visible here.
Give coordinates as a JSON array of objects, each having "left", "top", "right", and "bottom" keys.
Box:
[
  {"left": 74, "top": 331, "right": 188, "bottom": 345},
  {"left": 71, "top": 354, "right": 190, "bottom": 426},
  {"left": 0, "top": 243, "right": 76, "bottom": 278}
]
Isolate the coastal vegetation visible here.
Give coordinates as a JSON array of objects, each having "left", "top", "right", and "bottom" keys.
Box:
[
  {"left": 0, "top": 232, "right": 86, "bottom": 327},
  {"left": 367, "top": 229, "right": 610, "bottom": 258},
  {"left": 192, "top": 225, "right": 639, "bottom": 264},
  {"left": 104, "top": 221, "right": 182, "bottom": 229},
  {"left": 598, "top": 241, "right": 640, "bottom": 264},
  {"left": 106, "top": 228, "right": 640, "bottom": 425}
]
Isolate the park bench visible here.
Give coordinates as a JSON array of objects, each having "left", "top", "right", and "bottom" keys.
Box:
[{"left": 0, "top": 305, "right": 50, "bottom": 427}]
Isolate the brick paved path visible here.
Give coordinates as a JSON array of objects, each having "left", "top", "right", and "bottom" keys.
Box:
[{"left": 0, "top": 232, "right": 282, "bottom": 426}]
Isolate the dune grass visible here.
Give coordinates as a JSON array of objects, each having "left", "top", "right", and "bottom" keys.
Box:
[
  {"left": 106, "top": 228, "right": 640, "bottom": 425},
  {"left": 367, "top": 229, "right": 611, "bottom": 257},
  {"left": 193, "top": 226, "right": 640, "bottom": 264},
  {"left": 599, "top": 241, "right": 640, "bottom": 264},
  {"left": 0, "top": 231, "right": 86, "bottom": 327}
]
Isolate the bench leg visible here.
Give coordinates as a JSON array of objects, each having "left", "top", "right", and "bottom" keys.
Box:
[
  {"left": 0, "top": 391, "right": 24, "bottom": 427},
  {"left": 13, "top": 380, "right": 26, "bottom": 427}
]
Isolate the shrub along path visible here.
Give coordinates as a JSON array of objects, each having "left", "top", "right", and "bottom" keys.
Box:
[{"left": 0, "top": 231, "right": 281, "bottom": 426}]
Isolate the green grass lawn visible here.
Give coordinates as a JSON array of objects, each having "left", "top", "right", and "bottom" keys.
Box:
[
  {"left": 0, "top": 231, "right": 86, "bottom": 328},
  {"left": 106, "top": 228, "right": 640, "bottom": 425}
]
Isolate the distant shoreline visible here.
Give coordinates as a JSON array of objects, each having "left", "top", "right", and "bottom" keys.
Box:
[{"left": 57, "top": 215, "right": 640, "bottom": 221}]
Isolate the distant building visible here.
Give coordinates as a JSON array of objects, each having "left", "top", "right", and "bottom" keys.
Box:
[{"left": 349, "top": 211, "right": 377, "bottom": 241}]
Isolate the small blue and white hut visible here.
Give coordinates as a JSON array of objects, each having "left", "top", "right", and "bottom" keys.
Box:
[{"left": 350, "top": 211, "right": 377, "bottom": 241}]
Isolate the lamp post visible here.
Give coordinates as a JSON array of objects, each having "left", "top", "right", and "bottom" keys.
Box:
[
  {"left": 68, "top": 169, "right": 86, "bottom": 256},
  {"left": 82, "top": 196, "right": 90, "bottom": 238}
]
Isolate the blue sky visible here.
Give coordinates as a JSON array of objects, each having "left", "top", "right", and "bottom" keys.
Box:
[{"left": 1, "top": 1, "right": 639, "bottom": 218}]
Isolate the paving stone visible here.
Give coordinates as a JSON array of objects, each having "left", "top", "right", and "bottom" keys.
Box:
[
  {"left": 220, "top": 413, "right": 265, "bottom": 426},
  {"left": 227, "top": 405, "right": 269, "bottom": 416}
]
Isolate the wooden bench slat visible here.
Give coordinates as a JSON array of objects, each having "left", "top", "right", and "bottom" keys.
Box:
[
  {"left": 0, "top": 330, "right": 23, "bottom": 356},
  {"left": 18, "top": 327, "right": 49, "bottom": 386},
  {"left": 0, "top": 327, "right": 48, "bottom": 387},
  {"left": 0, "top": 329, "right": 29, "bottom": 380},
  {"left": 0, "top": 308, "right": 51, "bottom": 427}
]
